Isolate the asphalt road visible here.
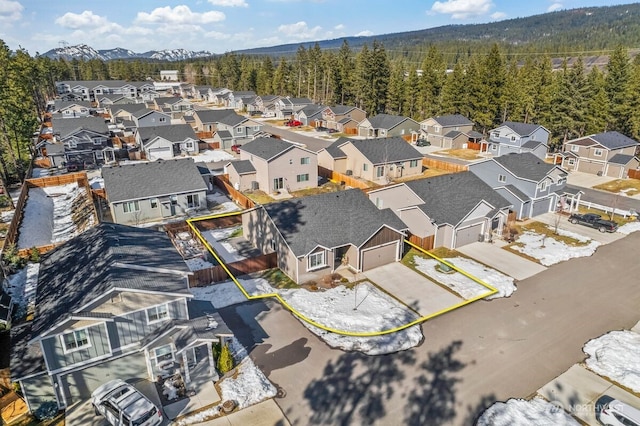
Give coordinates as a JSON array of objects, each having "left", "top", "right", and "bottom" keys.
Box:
[
  {"left": 220, "top": 231, "right": 640, "bottom": 426},
  {"left": 567, "top": 184, "right": 640, "bottom": 213}
]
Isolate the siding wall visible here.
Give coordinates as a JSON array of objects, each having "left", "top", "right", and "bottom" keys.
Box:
[
  {"left": 110, "top": 190, "right": 206, "bottom": 225},
  {"left": 42, "top": 323, "right": 111, "bottom": 372}
]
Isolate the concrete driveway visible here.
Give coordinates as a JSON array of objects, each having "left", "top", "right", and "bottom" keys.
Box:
[
  {"left": 538, "top": 364, "right": 640, "bottom": 425},
  {"left": 363, "top": 262, "right": 463, "bottom": 316},
  {"left": 566, "top": 170, "right": 614, "bottom": 188},
  {"left": 457, "top": 241, "right": 547, "bottom": 281},
  {"left": 533, "top": 212, "right": 625, "bottom": 245}
]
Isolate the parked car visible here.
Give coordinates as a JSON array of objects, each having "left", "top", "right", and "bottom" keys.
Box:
[
  {"left": 568, "top": 213, "right": 618, "bottom": 233},
  {"left": 231, "top": 144, "right": 242, "bottom": 154},
  {"left": 327, "top": 128, "right": 338, "bottom": 134},
  {"left": 416, "top": 138, "right": 430, "bottom": 147},
  {"left": 598, "top": 398, "right": 640, "bottom": 426},
  {"left": 315, "top": 126, "right": 328, "bottom": 132},
  {"left": 285, "top": 119, "right": 302, "bottom": 127},
  {"left": 261, "top": 112, "right": 276, "bottom": 118},
  {"left": 92, "top": 379, "right": 163, "bottom": 426}
]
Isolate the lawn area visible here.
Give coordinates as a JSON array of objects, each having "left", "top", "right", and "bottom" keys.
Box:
[
  {"left": 593, "top": 178, "right": 640, "bottom": 196},
  {"left": 512, "top": 221, "right": 591, "bottom": 246},
  {"left": 393, "top": 167, "right": 453, "bottom": 182},
  {"left": 245, "top": 190, "right": 275, "bottom": 204},
  {"left": 401, "top": 247, "right": 466, "bottom": 269},
  {"left": 259, "top": 268, "right": 298, "bottom": 289},
  {"left": 290, "top": 181, "right": 343, "bottom": 197},
  {"left": 434, "top": 149, "right": 482, "bottom": 160}
]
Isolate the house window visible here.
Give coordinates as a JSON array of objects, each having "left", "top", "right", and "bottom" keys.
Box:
[
  {"left": 152, "top": 344, "right": 174, "bottom": 366},
  {"left": 568, "top": 159, "right": 575, "bottom": 166},
  {"left": 434, "top": 126, "right": 440, "bottom": 133},
  {"left": 236, "top": 127, "right": 243, "bottom": 134},
  {"left": 185, "top": 141, "right": 194, "bottom": 150},
  {"left": 308, "top": 251, "right": 326, "bottom": 270},
  {"left": 270, "top": 239, "right": 277, "bottom": 251},
  {"left": 147, "top": 304, "right": 169, "bottom": 324},
  {"left": 363, "top": 164, "right": 369, "bottom": 172},
  {"left": 491, "top": 132, "right": 499, "bottom": 139},
  {"left": 301, "top": 157, "right": 310, "bottom": 165},
  {"left": 159, "top": 117, "right": 166, "bottom": 123},
  {"left": 123, "top": 200, "right": 140, "bottom": 213},
  {"left": 570, "top": 145, "right": 579, "bottom": 153},
  {"left": 510, "top": 136, "right": 518, "bottom": 141},
  {"left": 376, "top": 167, "right": 385, "bottom": 178},
  {"left": 410, "top": 159, "right": 418, "bottom": 167},
  {"left": 539, "top": 181, "right": 548, "bottom": 191},
  {"left": 61, "top": 329, "right": 90, "bottom": 353},
  {"left": 253, "top": 126, "right": 260, "bottom": 131},
  {"left": 150, "top": 198, "right": 158, "bottom": 209},
  {"left": 297, "top": 173, "right": 309, "bottom": 182},
  {"left": 170, "top": 195, "right": 178, "bottom": 205},
  {"left": 491, "top": 144, "right": 497, "bottom": 151},
  {"left": 187, "top": 194, "right": 200, "bottom": 208},
  {"left": 594, "top": 148, "right": 603, "bottom": 157},
  {"left": 498, "top": 174, "right": 506, "bottom": 183}
]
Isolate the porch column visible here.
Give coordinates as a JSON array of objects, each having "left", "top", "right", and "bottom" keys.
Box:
[
  {"left": 208, "top": 342, "right": 216, "bottom": 377},
  {"left": 144, "top": 348, "right": 154, "bottom": 381},
  {"left": 182, "top": 351, "right": 191, "bottom": 385},
  {"left": 572, "top": 192, "right": 582, "bottom": 213}
]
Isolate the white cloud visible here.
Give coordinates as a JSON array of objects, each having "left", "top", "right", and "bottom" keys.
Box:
[
  {"left": 491, "top": 11, "right": 506, "bottom": 20},
  {"left": 277, "top": 21, "right": 323, "bottom": 40},
  {"left": 0, "top": 0, "right": 24, "bottom": 21},
  {"left": 208, "top": 0, "right": 248, "bottom": 7},
  {"left": 548, "top": 3, "right": 563, "bottom": 12},
  {"left": 431, "top": 0, "right": 494, "bottom": 19},
  {"left": 355, "top": 30, "right": 373, "bottom": 37},
  {"left": 55, "top": 10, "right": 111, "bottom": 29},
  {"left": 204, "top": 30, "right": 232, "bottom": 40},
  {"left": 334, "top": 24, "right": 345, "bottom": 30},
  {"left": 136, "top": 5, "right": 225, "bottom": 25}
]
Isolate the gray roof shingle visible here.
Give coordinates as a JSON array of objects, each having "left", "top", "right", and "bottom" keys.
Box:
[
  {"left": 52, "top": 116, "right": 109, "bottom": 139},
  {"left": 240, "top": 137, "right": 297, "bottom": 161},
  {"left": 590, "top": 131, "right": 640, "bottom": 150},
  {"left": 493, "top": 152, "right": 561, "bottom": 182},
  {"left": 405, "top": 172, "right": 512, "bottom": 225},
  {"left": 262, "top": 189, "right": 406, "bottom": 257},
  {"left": 228, "top": 160, "right": 256, "bottom": 174},
  {"left": 432, "top": 114, "right": 474, "bottom": 127},
  {"left": 366, "top": 113, "right": 413, "bottom": 130},
  {"left": 137, "top": 124, "right": 197, "bottom": 144},
  {"left": 323, "top": 138, "right": 350, "bottom": 158},
  {"left": 608, "top": 153, "right": 636, "bottom": 165},
  {"left": 103, "top": 158, "right": 207, "bottom": 203},
  {"left": 521, "top": 140, "right": 547, "bottom": 149},
  {"left": 349, "top": 137, "right": 423, "bottom": 164},
  {"left": 500, "top": 121, "right": 544, "bottom": 137}
]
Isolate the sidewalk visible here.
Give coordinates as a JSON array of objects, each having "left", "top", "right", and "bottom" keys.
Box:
[{"left": 196, "top": 399, "right": 289, "bottom": 426}]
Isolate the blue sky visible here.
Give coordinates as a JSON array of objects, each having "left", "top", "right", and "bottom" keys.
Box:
[{"left": 1, "top": 0, "right": 637, "bottom": 55}]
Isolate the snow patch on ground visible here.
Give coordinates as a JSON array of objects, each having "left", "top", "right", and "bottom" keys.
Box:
[
  {"left": 1, "top": 210, "right": 14, "bottom": 223},
  {"left": 200, "top": 229, "right": 245, "bottom": 263},
  {"left": 477, "top": 397, "right": 580, "bottom": 426},
  {"left": 617, "top": 221, "right": 640, "bottom": 235},
  {"left": 190, "top": 150, "right": 234, "bottom": 163},
  {"left": 546, "top": 225, "right": 591, "bottom": 243},
  {"left": 89, "top": 176, "right": 104, "bottom": 189},
  {"left": 190, "top": 281, "right": 248, "bottom": 309},
  {"left": 583, "top": 330, "right": 640, "bottom": 393},
  {"left": 512, "top": 231, "right": 600, "bottom": 266},
  {"left": 184, "top": 257, "right": 215, "bottom": 271},
  {"left": 413, "top": 256, "right": 516, "bottom": 300}
]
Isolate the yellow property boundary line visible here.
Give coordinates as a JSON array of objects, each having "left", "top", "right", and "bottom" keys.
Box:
[{"left": 187, "top": 211, "right": 498, "bottom": 337}]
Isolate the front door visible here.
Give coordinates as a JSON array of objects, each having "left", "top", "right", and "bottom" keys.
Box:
[{"left": 273, "top": 177, "right": 284, "bottom": 191}]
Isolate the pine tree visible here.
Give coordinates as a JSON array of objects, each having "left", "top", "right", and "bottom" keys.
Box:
[
  {"left": 584, "top": 67, "right": 611, "bottom": 135},
  {"left": 605, "top": 45, "right": 630, "bottom": 132},
  {"left": 403, "top": 68, "right": 421, "bottom": 119},
  {"left": 216, "top": 343, "right": 234, "bottom": 374},
  {"left": 386, "top": 62, "right": 405, "bottom": 115}
]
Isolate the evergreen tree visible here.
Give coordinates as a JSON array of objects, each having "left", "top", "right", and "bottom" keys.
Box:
[
  {"left": 605, "top": 45, "right": 630, "bottom": 132},
  {"left": 439, "top": 61, "right": 466, "bottom": 115},
  {"left": 403, "top": 68, "right": 420, "bottom": 118},
  {"left": 386, "top": 62, "right": 406, "bottom": 115},
  {"left": 216, "top": 343, "right": 234, "bottom": 374}
]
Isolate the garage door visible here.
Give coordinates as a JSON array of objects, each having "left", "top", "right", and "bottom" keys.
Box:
[
  {"left": 531, "top": 197, "right": 552, "bottom": 217},
  {"left": 59, "top": 352, "right": 148, "bottom": 404},
  {"left": 148, "top": 147, "right": 172, "bottom": 160},
  {"left": 361, "top": 241, "right": 398, "bottom": 271},
  {"left": 578, "top": 161, "right": 603, "bottom": 175},
  {"left": 455, "top": 223, "right": 483, "bottom": 248},
  {"left": 606, "top": 164, "right": 623, "bottom": 178}
]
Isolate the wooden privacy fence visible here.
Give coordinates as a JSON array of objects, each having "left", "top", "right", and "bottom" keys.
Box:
[
  {"left": 406, "top": 234, "right": 435, "bottom": 251},
  {"left": 212, "top": 175, "right": 255, "bottom": 209},
  {"left": 422, "top": 158, "right": 468, "bottom": 173},
  {"left": 317, "top": 166, "right": 375, "bottom": 190},
  {"left": 189, "top": 252, "right": 278, "bottom": 286},
  {"left": 628, "top": 169, "right": 640, "bottom": 180}
]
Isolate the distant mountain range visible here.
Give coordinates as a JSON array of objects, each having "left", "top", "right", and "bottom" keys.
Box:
[{"left": 42, "top": 44, "right": 214, "bottom": 62}]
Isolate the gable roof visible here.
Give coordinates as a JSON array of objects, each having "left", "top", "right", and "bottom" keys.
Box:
[
  {"left": 262, "top": 189, "right": 406, "bottom": 257},
  {"left": 366, "top": 113, "right": 416, "bottom": 130},
  {"left": 111, "top": 103, "right": 148, "bottom": 115},
  {"left": 404, "top": 172, "right": 512, "bottom": 226},
  {"left": 137, "top": 124, "right": 197, "bottom": 144},
  {"left": 53, "top": 100, "right": 92, "bottom": 111},
  {"left": 102, "top": 158, "right": 207, "bottom": 203},
  {"left": 499, "top": 121, "right": 545, "bottom": 137},
  {"left": 31, "top": 223, "right": 191, "bottom": 338},
  {"left": 240, "top": 137, "right": 300, "bottom": 161},
  {"left": 227, "top": 160, "right": 256, "bottom": 174},
  {"left": 216, "top": 130, "right": 233, "bottom": 139},
  {"left": 347, "top": 137, "right": 423, "bottom": 164},
  {"left": 132, "top": 108, "right": 170, "bottom": 120},
  {"left": 299, "top": 104, "right": 325, "bottom": 117},
  {"left": 493, "top": 152, "right": 562, "bottom": 182},
  {"left": 327, "top": 105, "right": 359, "bottom": 115},
  {"left": 608, "top": 153, "right": 637, "bottom": 165},
  {"left": 521, "top": 140, "right": 548, "bottom": 150},
  {"left": 218, "top": 113, "right": 249, "bottom": 127},
  {"left": 194, "top": 109, "right": 237, "bottom": 124},
  {"left": 590, "top": 131, "right": 640, "bottom": 150},
  {"left": 432, "top": 114, "right": 474, "bottom": 127},
  {"left": 52, "top": 116, "right": 109, "bottom": 139},
  {"left": 323, "top": 138, "right": 350, "bottom": 159}
]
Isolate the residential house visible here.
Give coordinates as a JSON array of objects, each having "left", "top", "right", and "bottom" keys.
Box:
[
  {"left": 10, "top": 223, "right": 231, "bottom": 413},
  {"left": 557, "top": 131, "right": 640, "bottom": 178},
  {"left": 318, "top": 137, "right": 423, "bottom": 184},
  {"left": 469, "top": 152, "right": 580, "bottom": 220},
  {"left": 488, "top": 121, "right": 550, "bottom": 159},
  {"left": 234, "top": 96, "right": 256, "bottom": 112},
  {"left": 211, "top": 130, "right": 234, "bottom": 150},
  {"left": 230, "top": 137, "right": 318, "bottom": 193},
  {"left": 108, "top": 103, "right": 148, "bottom": 123},
  {"left": 242, "top": 189, "right": 407, "bottom": 283},
  {"left": 136, "top": 124, "right": 199, "bottom": 160},
  {"left": 228, "top": 91, "right": 257, "bottom": 110},
  {"left": 55, "top": 80, "right": 154, "bottom": 102},
  {"left": 49, "top": 116, "right": 111, "bottom": 167},
  {"left": 252, "top": 95, "right": 281, "bottom": 115},
  {"left": 102, "top": 158, "right": 208, "bottom": 225},
  {"left": 208, "top": 89, "right": 232, "bottom": 105},
  {"left": 160, "top": 70, "right": 179, "bottom": 81},
  {"left": 153, "top": 96, "right": 194, "bottom": 119},
  {"left": 358, "top": 113, "right": 421, "bottom": 141},
  {"left": 131, "top": 108, "right": 172, "bottom": 128},
  {"left": 419, "top": 114, "right": 475, "bottom": 148},
  {"left": 274, "top": 97, "right": 314, "bottom": 119},
  {"left": 295, "top": 104, "right": 325, "bottom": 126},
  {"left": 367, "top": 172, "right": 513, "bottom": 249},
  {"left": 321, "top": 105, "right": 367, "bottom": 131},
  {"left": 192, "top": 109, "right": 237, "bottom": 133},
  {"left": 51, "top": 100, "right": 92, "bottom": 118},
  {"left": 215, "top": 114, "right": 263, "bottom": 148},
  {"left": 95, "top": 95, "right": 138, "bottom": 109}
]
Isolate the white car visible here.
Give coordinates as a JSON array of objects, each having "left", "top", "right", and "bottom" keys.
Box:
[
  {"left": 91, "top": 379, "right": 163, "bottom": 426},
  {"left": 599, "top": 398, "right": 640, "bottom": 426}
]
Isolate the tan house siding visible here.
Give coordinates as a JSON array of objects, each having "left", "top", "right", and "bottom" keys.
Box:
[
  {"left": 368, "top": 185, "right": 423, "bottom": 211},
  {"left": 398, "top": 208, "right": 436, "bottom": 238},
  {"left": 241, "top": 146, "right": 318, "bottom": 193}
]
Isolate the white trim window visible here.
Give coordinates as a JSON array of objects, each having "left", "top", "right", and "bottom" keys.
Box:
[
  {"left": 123, "top": 200, "right": 140, "bottom": 213},
  {"left": 498, "top": 174, "right": 506, "bottom": 183},
  {"left": 308, "top": 251, "right": 326, "bottom": 271},
  {"left": 152, "top": 344, "right": 174, "bottom": 368},
  {"left": 410, "top": 159, "right": 418, "bottom": 167},
  {"left": 300, "top": 157, "right": 310, "bottom": 165},
  {"left": 146, "top": 304, "right": 169, "bottom": 324},
  {"left": 61, "top": 329, "right": 90, "bottom": 353},
  {"left": 568, "top": 158, "right": 576, "bottom": 166},
  {"left": 235, "top": 127, "right": 243, "bottom": 134},
  {"left": 376, "top": 166, "right": 385, "bottom": 178},
  {"left": 594, "top": 148, "right": 603, "bottom": 157},
  {"left": 538, "top": 181, "right": 548, "bottom": 191},
  {"left": 570, "top": 145, "right": 579, "bottom": 153},
  {"left": 296, "top": 173, "right": 309, "bottom": 182},
  {"left": 150, "top": 198, "right": 159, "bottom": 209},
  {"left": 187, "top": 194, "right": 200, "bottom": 208}
]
